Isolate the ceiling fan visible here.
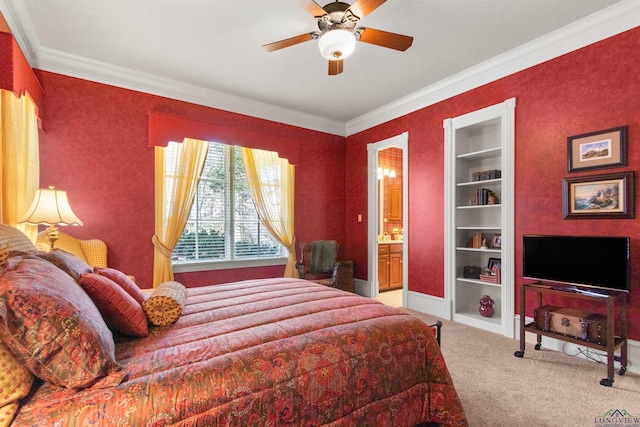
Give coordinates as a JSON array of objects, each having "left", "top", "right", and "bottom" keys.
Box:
[{"left": 262, "top": 0, "right": 413, "bottom": 75}]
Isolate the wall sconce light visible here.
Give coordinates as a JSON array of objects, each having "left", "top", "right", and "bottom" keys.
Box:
[
  {"left": 20, "top": 186, "right": 83, "bottom": 249},
  {"left": 378, "top": 167, "right": 396, "bottom": 179}
]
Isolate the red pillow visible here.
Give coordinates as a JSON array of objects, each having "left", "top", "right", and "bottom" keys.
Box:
[
  {"left": 94, "top": 267, "right": 146, "bottom": 305},
  {"left": 79, "top": 273, "right": 149, "bottom": 337}
]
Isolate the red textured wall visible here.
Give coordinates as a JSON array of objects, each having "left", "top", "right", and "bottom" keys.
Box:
[
  {"left": 32, "top": 27, "right": 640, "bottom": 339},
  {"left": 345, "top": 27, "right": 640, "bottom": 339},
  {"left": 35, "top": 71, "right": 345, "bottom": 288}
]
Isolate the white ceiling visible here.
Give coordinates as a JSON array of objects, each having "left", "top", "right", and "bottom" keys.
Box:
[{"left": 1, "top": 0, "right": 637, "bottom": 135}]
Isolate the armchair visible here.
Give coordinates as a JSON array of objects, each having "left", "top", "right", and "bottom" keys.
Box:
[
  {"left": 36, "top": 230, "right": 107, "bottom": 268},
  {"left": 296, "top": 240, "right": 340, "bottom": 288}
]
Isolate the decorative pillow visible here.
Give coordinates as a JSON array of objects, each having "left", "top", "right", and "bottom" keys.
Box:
[
  {"left": 79, "top": 273, "right": 148, "bottom": 338},
  {"left": 0, "top": 256, "right": 124, "bottom": 389},
  {"left": 94, "top": 267, "right": 146, "bottom": 305},
  {"left": 28, "top": 248, "right": 92, "bottom": 282},
  {"left": 143, "top": 281, "right": 187, "bottom": 326},
  {"left": 0, "top": 340, "right": 33, "bottom": 427},
  {"left": 0, "top": 224, "right": 36, "bottom": 270}
]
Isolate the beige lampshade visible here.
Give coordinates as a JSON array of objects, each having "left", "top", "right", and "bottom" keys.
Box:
[{"left": 20, "top": 186, "right": 83, "bottom": 226}]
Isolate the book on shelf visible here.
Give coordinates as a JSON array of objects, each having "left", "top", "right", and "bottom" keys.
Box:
[
  {"left": 472, "top": 232, "right": 483, "bottom": 249},
  {"left": 474, "top": 188, "right": 489, "bottom": 205},
  {"left": 473, "top": 188, "right": 499, "bottom": 206}
]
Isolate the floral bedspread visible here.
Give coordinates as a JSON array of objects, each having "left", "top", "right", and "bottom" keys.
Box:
[{"left": 13, "top": 278, "right": 467, "bottom": 426}]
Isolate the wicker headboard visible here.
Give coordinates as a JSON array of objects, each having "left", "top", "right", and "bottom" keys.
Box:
[{"left": 0, "top": 224, "right": 37, "bottom": 269}]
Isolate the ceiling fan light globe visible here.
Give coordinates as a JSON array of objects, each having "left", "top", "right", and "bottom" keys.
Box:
[{"left": 318, "top": 29, "right": 356, "bottom": 60}]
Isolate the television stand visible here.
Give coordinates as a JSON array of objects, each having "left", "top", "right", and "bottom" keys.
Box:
[{"left": 514, "top": 283, "right": 628, "bottom": 387}]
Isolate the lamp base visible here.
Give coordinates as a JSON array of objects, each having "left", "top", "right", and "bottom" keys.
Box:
[{"left": 45, "top": 224, "right": 59, "bottom": 250}]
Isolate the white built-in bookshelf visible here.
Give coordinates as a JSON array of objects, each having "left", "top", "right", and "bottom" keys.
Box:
[{"left": 444, "top": 98, "right": 516, "bottom": 337}]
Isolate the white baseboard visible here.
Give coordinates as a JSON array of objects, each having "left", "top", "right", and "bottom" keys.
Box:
[
  {"left": 355, "top": 281, "right": 450, "bottom": 319},
  {"left": 353, "top": 278, "right": 371, "bottom": 298},
  {"left": 515, "top": 315, "right": 639, "bottom": 375},
  {"left": 406, "top": 290, "right": 449, "bottom": 319}
]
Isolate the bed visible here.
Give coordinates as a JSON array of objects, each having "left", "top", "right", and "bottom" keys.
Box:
[{"left": 0, "top": 224, "right": 467, "bottom": 426}]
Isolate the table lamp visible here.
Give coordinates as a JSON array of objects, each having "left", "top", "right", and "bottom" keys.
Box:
[{"left": 20, "top": 186, "right": 83, "bottom": 249}]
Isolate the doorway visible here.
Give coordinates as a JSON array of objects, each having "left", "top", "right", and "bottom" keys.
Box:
[{"left": 367, "top": 133, "right": 408, "bottom": 306}]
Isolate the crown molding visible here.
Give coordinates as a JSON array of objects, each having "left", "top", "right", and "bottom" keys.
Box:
[
  {"left": 34, "top": 47, "right": 346, "bottom": 136},
  {"left": 345, "top": 0, "right": 640, "bottom": 136},
  {"left": 0, "top": 0, "right": 346, "bottom": 136},
  {"left": 2, "top": 0, "right": 638, "bottom": 138},
  {"left": 0, "top": 0, "right": 38, "bottom": 62}
]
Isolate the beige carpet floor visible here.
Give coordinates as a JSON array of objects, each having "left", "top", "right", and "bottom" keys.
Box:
[{"left": 376, "top": 290, "right": 640, "bottom": 426}]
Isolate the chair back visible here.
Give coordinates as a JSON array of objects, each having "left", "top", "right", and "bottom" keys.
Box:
[
  {"left": 309, "top": 240, "right": 337, "bottom": 273},
  {"left": 298, "top": 241, "right": 338, "bottom": 274},
  {"left": 37, "top": 231, "right": 107, "bottom": 268}
]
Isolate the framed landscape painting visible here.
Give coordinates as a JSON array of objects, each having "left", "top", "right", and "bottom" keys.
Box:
[
  {"left": 563, "top": 171, "right": 634, "bottom": 219},
  {"left": 567, "top": 126, "right": 627, "bottom": 172}
]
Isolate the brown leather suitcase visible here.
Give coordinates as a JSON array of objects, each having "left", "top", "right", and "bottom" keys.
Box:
[
  {"left": 533, "top": 305, "right": 560, "bottom": 331},
  {"left": 549, "top": 308, "right": 607, "bottom": 345},
  {"left": 584, "top": 313, "right": 607, "bottom": 345}
]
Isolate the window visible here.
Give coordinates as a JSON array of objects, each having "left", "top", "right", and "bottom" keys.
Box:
[{"left": 166, "top": 141, "right": 286, "bottom": 266}]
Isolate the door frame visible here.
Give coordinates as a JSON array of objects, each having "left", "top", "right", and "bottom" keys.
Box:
[{"left": 367, "top": 132, "right": 408, "bottom": 304}]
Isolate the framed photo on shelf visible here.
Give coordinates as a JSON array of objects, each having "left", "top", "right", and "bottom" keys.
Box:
[
  {"left": 487, "top": 258, "right": 501, "bottom": 275},
  {"left": 491, "top": 233, "right": 502, "bottom": 249},
  {"left": 567, "top": 126, "right": 627, "bottom": 172},
  {"left": 563, "top": 171, "right": 634, "bottom": 219}
]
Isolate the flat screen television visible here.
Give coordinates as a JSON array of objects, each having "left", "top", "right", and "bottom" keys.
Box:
[{"left": 522, "top": 235, "right": 630, "bottom": 292}]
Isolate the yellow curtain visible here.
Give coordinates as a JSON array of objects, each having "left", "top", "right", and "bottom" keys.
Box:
[
  {"left": 0, "top": 90, "right": 39, "bottom": 241},
  {"left": 153, "top": 138, "right": 208, "bottom": 287},
  {"left": 240, "top": 147, "right": 297, "bottom": 278}
]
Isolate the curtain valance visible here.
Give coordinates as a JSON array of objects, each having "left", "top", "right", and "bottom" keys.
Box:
[
  {"left": 0, "top": 32, "right": 44, "bottom": 119},
  {"left": 148, "top": 111, "right": 300, "bottom": 165}
]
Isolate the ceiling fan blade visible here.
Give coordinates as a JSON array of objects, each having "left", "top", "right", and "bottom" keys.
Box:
[
  {"left": 358, "top": 27, "right": 413, "bottom": 51},
  {"left": 345, "top": 0, "right": 387, "bottom": 19},
  {"left": 293, "top": 0, "right": 328, "bottom": 18},
  {"left": 262, "top": 33, "right": 315, "bottom": 52},
  {"left": 328, "top": 59, "right": 344, "bottom": 76}
]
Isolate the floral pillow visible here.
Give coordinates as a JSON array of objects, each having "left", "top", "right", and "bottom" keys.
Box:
[
  {"left": 79, "top": 273, "right": 148, "bottom": 337},
  {"left": 27, "top": 248, "right": 92, "bottom": 282},
  {"left": 0, "top": 256, "right": 124, "bottom": 389}
]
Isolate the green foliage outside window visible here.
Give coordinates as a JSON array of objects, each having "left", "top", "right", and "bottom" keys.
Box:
[{"left": 170, "top": 143, "right": 285, "bottom": 263}]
